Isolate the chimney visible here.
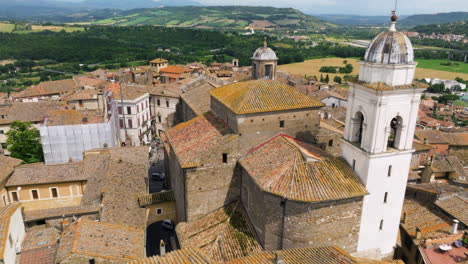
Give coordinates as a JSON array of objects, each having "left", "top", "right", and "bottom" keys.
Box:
[
  {"left": 160, "top": 240, "right": 166, "bottom": 256},
  {"left": 415, "top": 227, "right": 422, "bottom": 240},
  {"left": 401, "top": 212, "right": 407, "bottom": 224},
  {"left": 451, "top": 219, "right": 459, "bottom": 234}
]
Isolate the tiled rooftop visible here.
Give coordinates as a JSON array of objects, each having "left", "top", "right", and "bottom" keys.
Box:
[
  {"left": 106, "top": 83, "right": 148, "bottom": 101},
  {"left": 401, "top": 199, "right": 454, "bottom": 242},
  {"left": 210, "top": 80, "right": 323, "bottom": 115},
  {"left": 6, "top": 162, "right": 87, "bottom": 187},
  {"left": 165, "top": 111, "right": 237, "bottom": 168},
  {"left": 128, "top": 247, "right": 214, "bottom": 264},
  {"left": 240, "top": 134, "right": 368, "bottom": 202},
  {"left": 61, "top": 89, "right": 100, "bottom": 102},
  {"left": 21, "top": 226, "right": 60, "bottom": 252},
  {"left": 443, "top": 132, "right": 468, "bottom": 146},
  {"left": 181, "top": 82, "right": 218, "bottom": 116},
  {"left": 19, "top": 246, "right": 58, "bottom": 264},
  {"left": 414, "top": 130, "right": 448, "bottom": 144},
  {"left": 23, "top": 205, "right": 100, "bottom": 222},
  {"left": 435, "top": 195, "right": 468, "bottom": 225},
  {"left": 46, "top": 109, "right": 104, "bottom": 126},
  {"left": 0, "top": 156, "right": 22, "bottom": 185},
  {"left": 0, "top": 101, "right": 65, "bottom": 124},
  {"left": 352, "top": 80, "right": 428, "bottom": 91},
  {"left": 150, "top": 58, "right": 168, "bottom": 64},
  {"left": 13, "top": 79, "right": 78, "bottom": 98},
  {"left": 56, "top": 219, "right": 145, "bottom": 263},
  {"left": 176, "top": 202, "right": 263, "bottom": 263}
]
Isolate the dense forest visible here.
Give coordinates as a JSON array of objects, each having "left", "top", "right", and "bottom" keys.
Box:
[{"left": 0, "top": 26, "right": 365, "bottom": 67}]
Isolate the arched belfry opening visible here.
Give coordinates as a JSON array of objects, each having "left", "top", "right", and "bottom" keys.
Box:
[
  {"left": 350, "top": 111, "right": 365, "bottom": 145},
  {"left": 387, "top": 116, "right": 403, "bottom": 150}
]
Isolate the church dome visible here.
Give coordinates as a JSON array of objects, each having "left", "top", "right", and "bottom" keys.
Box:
[
  {"left": 364, "top": 14, "right": 414, "bottom": 65},
  {"left": 252, "top": 38, "right": 278, "bottom": 61}
]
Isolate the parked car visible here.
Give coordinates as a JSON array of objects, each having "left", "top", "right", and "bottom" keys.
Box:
[{"left": 162, "top": 220, "right": 174, "bottom": 230}]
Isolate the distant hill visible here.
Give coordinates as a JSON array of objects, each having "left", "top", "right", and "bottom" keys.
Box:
[
  {"left": 315, "top": 14, "right": 408, "bottom": 26},
  {"left": 0, "top": 0, "right": 202, "bottom": 19},
  {"left": 411, "top": 20, "right": 468, "bottom": 35},
  {"left": 399, "top": 12, "right": 468, "bottom": 27},
  {"left": 48, "top": 6, "right": 336, "bottom": 31}
]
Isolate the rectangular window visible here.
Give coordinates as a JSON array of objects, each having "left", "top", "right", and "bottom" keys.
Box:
[
  {"left": 118, "top": 106, "right": 122, "bottom": 114},
  {"left": 352, "top": 159, "right": 356, "bottom": 170},
  {"left": 156, "top": 208, "right": 163, "bottom": 215},
  {"left": 119, "top": 119, "right": 124, "bottom": 128},
  {"left": 11, "top": 192, "right": 18, "bottom": 202},
  {"left": 222, "top": 153, "right": 228, "bottom": 163},
  {"left": 158, "top": 116, "right": 162, "bottom": 123},
  {"left": 51, "top": 188, "right": 58, "bottom": 198},
  {"left": 384, "top": 192, "right": 388, "bottom": 203},
  {"left": 379, "top": 219, "right": 384, "bottom": 230},
  {"left": 31, "top": 190, "right": 39, "bottom": 200},
  {"left": 137, "top": 118, "right": 140, "bottom": 127},
  {"left": 166, "top": 100, "right": 169, "bottom": 108},
  {"left": 137, "top": 105, "right": 139, "bottom": 112},
  {"left": 388, "top": 165, "right": 392, "bottom": 177},
  {"left": 157, "top": 99, "right": 160, "bottom": 106},
  {"left": 78, "top": 100, "right": 83, "bottom": 107},
  {"left": 128, "top": 119, "right": 133, "bottom": 129},
  {"left": 2, "top": 195, "right": 6, "bottom": 206},
  {"left": 279, "top": 120, "right": 285, "bottom": 128},
  {"left": 0, "top": 130, "right": 4, "bottom": 134},
  {"left": 127, "top": 107, "right": 131, "bottom": 115}
]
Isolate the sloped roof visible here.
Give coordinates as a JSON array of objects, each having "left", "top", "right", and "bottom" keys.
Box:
[
  {"left": 150, "top": 58, "right": 168, "bottom": 64},
  {"left": 181, "top": 82, "right": 217, "bottom": 116},
  {"left": 413, "top": 141, "right": 433, "bottom": 152},
  {"left": 414, "top": 130, "right": 448, "bottom": 144},
  {"left": 105, "top": 83, "right": 148, "bottom": 101},
  {"left": 228, "top": 247, "right": 403, "bottom": 264},
  {"left": 0, "top": 156, "right": 22, "bottom": 184},
  {"left": 55, "top": 219, "right": 144, "bottom": 263},
  {"left": 6, "top": 162, "right": 86, "bottom": 187},
  {"left": 160, "top": 65, "right": 190, "bottom": 75},
  {"left": 401, "top": 199, "right": 453, "bottom": 242},
  {"left": 46, "top": 109, "right": 104, "bottom": 126},
  {"left": 210, "top": 80, "right": 323, "bottom": 115},
  {"left": 443, "top": 133, "right": 468, "bottom": 146},
  {"left": 240, "top": 134, "right": 368, "bottom": 202},
  {"left": 128, "top": 247, "right": 214, "bottom": 264},
  {"left": 1, "top": 101, "right": 65, "bottom": 124},
  {"left": 73, "top": 76, "right": 107, "bottom": 88},
  {"left": 23, "top": 205, "right": 100, "bottom": 222},
  {"left": 21, "top": 226, "right": 60, "bottom": 252},
  {"left": 165, "top": 111, "right": 237, "bottom": 168},
  {"left": 61, "top": 89, "right": 100, "bottom": 101},
  {"left": 14, "top": 79, "right": 78, "bottom": 98},
  {"left": 435, "top": 195, "right": 468, "bottom": 225},
  {"left": 176, "top": 202, "right": 263, "bottom": 263}
]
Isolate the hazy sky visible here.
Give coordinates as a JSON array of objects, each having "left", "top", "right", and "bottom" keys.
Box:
[{"left": 195, "top": 0, "right": 467, "bottom": 15}]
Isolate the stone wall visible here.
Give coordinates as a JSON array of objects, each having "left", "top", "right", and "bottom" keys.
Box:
[{"left": 241, "top": 169, "right": 362, "bottom": 253}]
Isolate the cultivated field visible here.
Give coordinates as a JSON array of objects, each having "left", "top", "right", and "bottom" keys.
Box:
[
  {"left": 0, "top": 23, "right": 15, "bottom": 33},
  {"left": 416, "top": 59, "right": 468, "bottom": 74},
  {"left": 279, "top": 57, "right": 468, "bottom": 82}
]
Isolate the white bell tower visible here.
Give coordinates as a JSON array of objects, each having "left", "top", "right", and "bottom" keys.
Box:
[{"left": 341, "top": 12, "right": 426, "bottom": 259}]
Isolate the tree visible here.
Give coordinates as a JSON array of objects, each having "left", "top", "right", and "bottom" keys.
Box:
[
  {"left": 320, "top": 74, "right": 324, "bottom": 82},
  {"left": 324, "top": 74, "right": 330, "bottom": 83},
  {"left": 333, "top": 76, "right": 342, "bottom": 84},
  {"left": 5, "top": 121, "right": 43, "bottom": 163}
]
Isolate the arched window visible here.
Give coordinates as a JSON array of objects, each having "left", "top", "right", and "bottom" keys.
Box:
[
  {"left": 350, "top": 111, "right": 364, "bottom": 144},
  {"left": 388, "top": 116, "right": 403, "bottom": 149}
]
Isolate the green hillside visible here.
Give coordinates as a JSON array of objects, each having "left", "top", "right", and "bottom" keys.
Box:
[
  {"left": 399, "top": 12, "right": 468, "bottom": 27},
  {"left": 411, "top": 20, "right": 468, "bottom": 35},
  {"left": 66, "top": 6, "right": 336, "bottom": 31}
]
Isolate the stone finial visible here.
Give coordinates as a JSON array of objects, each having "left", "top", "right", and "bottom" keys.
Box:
[{"left": 264, "top": 36, "right": 267, "bottom": 48}]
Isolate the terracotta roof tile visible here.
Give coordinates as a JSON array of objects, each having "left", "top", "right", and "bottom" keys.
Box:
[
  {"left": 443, "top": 133, "right": 468, "bottom": 146},
  {"left": 0, "top": 156, "right": 22, "bottom": 184},
  {"left": 160, "top": 65, "right": 190, "bottom": 75},
  {"left": 176, "top": 202, "right": 263, "bottom": 263},
  {"left": 61, "top": 89, "right": 100, "bottom": 101},
  {"left": 56, "top": 219, "right": 145, "bottom": 263},
  {"left": 128, "top": 247, "right": 214, "bottom": 264},
  {"left": 414, "top": 130, "right": 449, "bottom": 144},
  {"left": 46, "top": 109, "right": 104, "bottom": 126},
  {"left": 435, "top": 195, "right": 468, "bottom": 225},
  {"left": 23, "top": 205, "right": 100, "bottom": 222},
  {"left": 1, "top": 101, "right": 65, "bottom": 124},
  {"left": 181, "top": 82, "right": 218, "bottom": 116},
  {"left": 14, "top": 79, "right": 78, "bottom": 99},
  {"left": 19, "top": 246, "right": 57, "bottom": 264},
  {"left": 352, "top": 80, "right": 428, "bottom": 91},
  {"left": 240, "top": 134, "right": 368, "bottom": 202},
  {"left": 165, "top": 112, "right": 237, "bottom": 168},
  {"left": 6, "top": 162, "right": 86, "bottom": 187},
  {"left": 150, "top": 58, "right": 168, "bottom": 64},
  {"left": 21, "top": 226, "right": 60, "bottom": 252},
  {"left": 210, "top": 80, "right": 323, "bottom": 115}
]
